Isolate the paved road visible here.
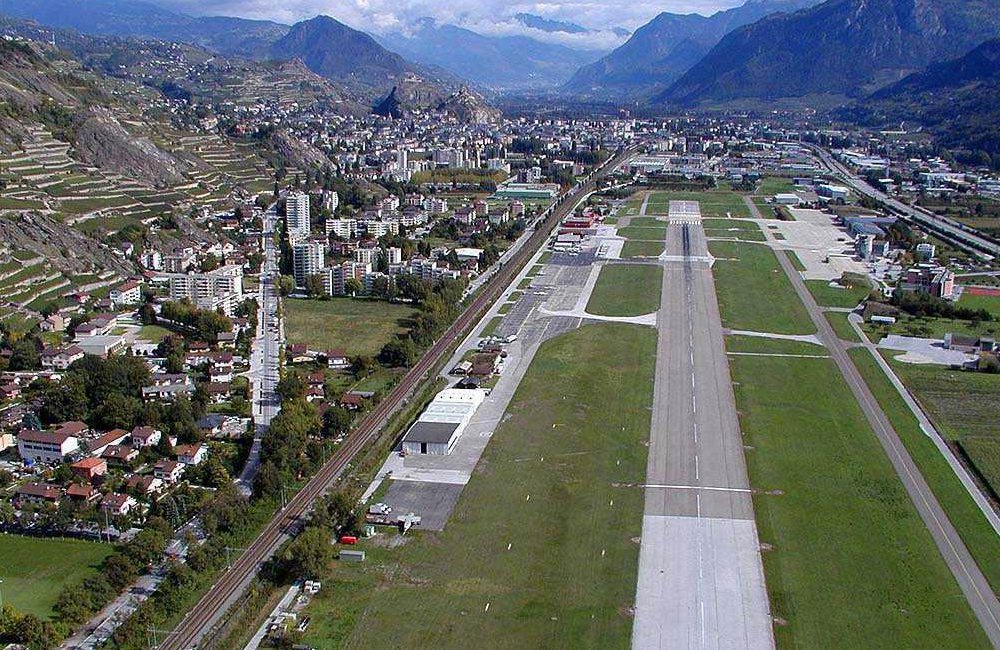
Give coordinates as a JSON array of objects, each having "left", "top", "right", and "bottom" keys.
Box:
[
  {"left": 633, "top": 201, "right": 774, "bottom": 649},
  {"left": 237, "top": 204, "right": 281, "bottom": 495},
  {"left": 747, "top": 198, "right": 1000, "bottom": 647},
  {"left": 810, "top": 145, "right": 999, "bottom": 258}
]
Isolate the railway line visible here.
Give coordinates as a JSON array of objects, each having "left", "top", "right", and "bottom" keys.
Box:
[{"left": 156, "top": 148, "right": 635, "bottom": 650}]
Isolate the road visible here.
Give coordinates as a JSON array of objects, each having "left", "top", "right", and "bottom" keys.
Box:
[
  {"left": 632, "top": 201, "right": 773, "bottom": 649},
  {"left": 809, "top": 145, "right": 999, "bottom": 259},
  {"left": 746, "top": 198, "right": 1000, "bottom": 647},
  {"left": 237, "top": 204, "right": 281, "bottom": 495},
  {"left": 156, "top": 149, "right": 635, "bottom": 650}
]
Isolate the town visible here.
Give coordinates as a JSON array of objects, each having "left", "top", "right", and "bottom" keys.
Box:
[{"left": 2, "top": 1, "right": 1000, "bottom": 649}]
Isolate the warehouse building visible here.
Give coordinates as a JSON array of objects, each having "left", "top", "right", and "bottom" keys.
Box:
[{"left": 401, "top": 388, "right": 487, "bottom": 455}]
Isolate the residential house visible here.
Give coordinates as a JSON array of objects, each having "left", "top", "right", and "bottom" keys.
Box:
[
  {"left": 176, "top": 443, "right": 208, "bottom": 465},
  {"left": 130, "top": 426, "right": 162, "bottom": 448},
  {"left": 154, "top": 460, "right": 185, "bottom": 483},
  {"left": 16, "top": 482, "right": 61, "bottom": 506},
  {"left": 100, "top": 493, "right": 139, "bottom": 517},
  {"left": 71, "top": 457, "right": 108, "bottom": 482}
]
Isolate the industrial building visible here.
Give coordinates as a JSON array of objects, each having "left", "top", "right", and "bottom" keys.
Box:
[{"left": 401, "top": 388, "right": 487, "bottom": 455}]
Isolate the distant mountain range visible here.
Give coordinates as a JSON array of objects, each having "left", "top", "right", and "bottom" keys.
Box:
[
  {"left": 843, "top": 38, "right": 1000, "bottom": 162},
  {"left": 383, "top": 19, "right": 604, "bottom": 89},
  {"left": 0, "top": 0, "right": 287, "bottom": 57},
  {"left": 658, "top": 0, "right": 1000, "bottom": 106},
  {"left": 564, "top": 0, "right": 822, "bottom": 98}
]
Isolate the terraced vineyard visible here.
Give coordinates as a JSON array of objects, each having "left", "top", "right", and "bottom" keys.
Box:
[{"left": 1, "top": 125, "right": 272, "bottom": 236}]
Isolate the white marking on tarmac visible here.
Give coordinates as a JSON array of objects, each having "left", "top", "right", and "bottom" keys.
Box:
[{"left": 643, "top": 484, "right": 753, "bottom": 493}]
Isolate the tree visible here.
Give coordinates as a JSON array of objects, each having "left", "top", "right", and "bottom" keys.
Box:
[
  {"left": 344, "top": 277, "right": 363, "bottom": 296},
  {"left": 104, "top": 554, "right": 139, "bottom": 591},
  {"left": 39, "top": 376, "right": 88, "bottom": 424},
  {"left": 8, "top": 339, "right": 40, "bottom": 371},
  {"left": 304, "top": 273, "right": 326, "bottom": 298},
  {"left": 253, "top": 460, "right": 282, "bottom": 499},
  {"left": 277, "top": 274, "right": 294, "bottom": 296},
  {"left": 93, "top": 393, "right": 142, "bottom": 431},
  {"left": 283, "top": 526, "right": 331, "bottom": 579},
  {"left": 138, "top": 302, "right": 157, "bottom": 325},
  {"left": 378, "top": 338, "right": 416, "bottom": 367},
  {"left": 322, "top": 406, "right": 353, "bottom": 438},
  {"left": 275, "top": 374, "right": 306, "bottom": 401},
  {"left": 350, "top": 355, "right": 378, "bottom": 378}
]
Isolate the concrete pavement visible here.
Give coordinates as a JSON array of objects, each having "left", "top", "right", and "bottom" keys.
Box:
[{"left": 632, "top": 200, "right": 774, "bottom": 650}]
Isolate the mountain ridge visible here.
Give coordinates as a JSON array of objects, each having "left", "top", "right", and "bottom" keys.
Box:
[
  {"left": 658, "top": 0, "right": 1000, "bottom": 106},
  {"left": 563, "top": 0, "right": 821, "bottom": 98}
]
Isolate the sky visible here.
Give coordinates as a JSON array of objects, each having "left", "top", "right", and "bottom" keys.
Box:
[{"left": 148, "top": 0, "right": 744, "bottom": 50}]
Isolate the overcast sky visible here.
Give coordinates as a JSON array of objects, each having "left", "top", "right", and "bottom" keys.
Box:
[{"left": 148, "top": 0, "right": 744, "bottom": 49}]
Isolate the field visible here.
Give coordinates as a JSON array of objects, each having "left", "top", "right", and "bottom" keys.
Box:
[
  {"left": 621, "top": 240, "right": 664, "bottom": 258},
  {"left": 824, "top": 311, "right": 862, "bottom": 342},
  {"left": 888, "top": 357, "right": 1000, "bottom": 497},
  {"left": 0, "top": 534, "right": 115, "bottom": 619},
  {"left": 724, "top": 335, "right": 827, "bottom": 356},
  {"left": 300, "top": 323, "right": 657, "bottom": 648},
  {"left": 284, "top": 298, "right": 418, "bottom": 357},
  {"left": 863, "top": 314, "right": 1000, "bottom": 343},
  {"left": 646, "top": 189, "right": 750, "bottom": 218},
  {"left": 616, "top": 225, "right": 666, "bottom": 241},
  {"left": 804, "top": 279, "right": 871, "bottom": 309},
  {"left": 958, "top": 290, "right": 1000, "bottom": 317},
  {"left": 708, "top": 241, "right": 816, "bottom": 335},
  {"left": 586, "top": 264, "right": 662, "bottom": 317},
  {"left": 730, "top": 354, "right": 989, "bottom": 648},
  {"left": 848, "top": 349, "right": 1000, "bottom": 597},
  {"left": 756, "top": 176, "right": 796, "bottom": 195}
]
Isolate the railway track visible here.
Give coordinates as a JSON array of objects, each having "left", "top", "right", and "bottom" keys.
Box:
[{"left": 156, "top": 149, "right": 633, "bottom": 650}]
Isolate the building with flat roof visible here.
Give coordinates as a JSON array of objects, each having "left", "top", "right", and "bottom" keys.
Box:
[
  {"left": 286, "top": 191, "right": 311, "bottom": 241},
  {"left": 401, "top": 388, "right": 487, "bottom": 455}
]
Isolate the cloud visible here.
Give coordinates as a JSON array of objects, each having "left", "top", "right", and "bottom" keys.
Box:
[{"left": 150, "top": 0, "right": 743, "bottom": 48}]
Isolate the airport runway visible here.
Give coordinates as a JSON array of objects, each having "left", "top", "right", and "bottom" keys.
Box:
[{"left": 633, "top": 201, "right": 774, "bottom": 649}]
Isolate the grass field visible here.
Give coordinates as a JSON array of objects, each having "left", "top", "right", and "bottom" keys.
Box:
[
  {"left": 617, "top": 225, "right": 666, "bottom": 241},
  {"left": 708, "top": 241, "right": 815, "bottom": 335},
  {"left": 863, "top": 314, "right": 1000, "bottom": 343},
  {"left": 627, "top": 217, "right": 664, "bottom": 228},
  {"left": 958, "top": 291, "right": 1000, "bottom": 317},
  {"left": 621, "top": 240, "right": 665, "bottom": 258},
  {"left": 136, "top": 324, "right": 172, "bottom": 343},
  {"left": 756, "top": 176, "right": 797, "bottom": 195},
  {"left": 887, "top": 357, "right": 1000, "bottom": 499},
  {"left": 805, "top": 279, "right": 871, "bottom": 309},
  {"left": 824, "top": 311, "right": 862, "bottom": 343},
  {"left": 730, "top": 354, "right": 989, "bottom": 648},
  {"left": 704, "top": 228, "right": 767, "bottom": 242},
  {"left": 646, "top": 189, "right": 750, "bottom": 218},
  {"left": 724, "top": 335, "right": 827, "bottom": 356},
  {"left": 301, "top": 323, "right": 657, "bottom": 648},
  {"left": 587, "top": 264, "right": 662, "bottom": 317},
  {"left": 701, "top": 218, "right": 762, "bottom": 232},
  {"left": 284, "top": 298, "right": 417, "bottom": 357},
  {"left": 0, "top": 534, "right": 115, "bottom": 619},
  {"left": 848, "top": 349, "right": 1000, "bottom": 597}
]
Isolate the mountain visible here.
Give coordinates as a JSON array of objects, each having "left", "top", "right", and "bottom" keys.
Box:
[
  {"left": 564, "top": 0, "right": 821, "bottom": 97},
  {"left": 384, "top": 20, "right": 603, "bottom": 89},
  {"left": 844, "top": 38, "right": 1000, "bottom": 162},
  {"left": 514, "top": 14, "right": 588, "bottom": 34},
  {"left": 0, "top": 0, "right": 288, "bottom": 57},
  {"left": 268, "top": 16, "right": 459, "bottom": 108},
  {"left": 659, "top": 0, "right": 1000, "bottom": 106}
]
